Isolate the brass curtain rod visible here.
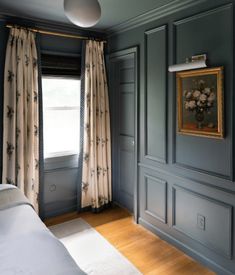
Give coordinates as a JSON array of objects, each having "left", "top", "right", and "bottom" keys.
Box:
[{"left": 6, "top": 24, "right": 106, "bottom": 43}]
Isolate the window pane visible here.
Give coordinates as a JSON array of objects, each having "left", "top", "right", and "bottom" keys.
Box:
[
  {"left": 42, "top": 78, "right": 80, "bottom": 108},
  {"left": 42, "top": 77, "right": 80, "bottom": 158},
  {"left": 43, "top": 109, "right": 80, "bottom": 157}
]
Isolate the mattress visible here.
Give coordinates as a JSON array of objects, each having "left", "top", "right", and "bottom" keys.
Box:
[{"left": 0, "top": 184, "right": 86, "bottom": 275}]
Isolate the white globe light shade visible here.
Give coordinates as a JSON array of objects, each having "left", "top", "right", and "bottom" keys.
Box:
[{"left": 64, "top": 0, "right": 101, "bottom": 28}]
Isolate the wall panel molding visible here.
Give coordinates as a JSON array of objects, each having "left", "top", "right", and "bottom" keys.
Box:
[
  {"left": 107, "top": 0, "right": 207, "bottom": 35},
  {"left": 173, "top": 162, "right": 231, "bottom": 180},
  {"left": 173, "top": 3, "right": 233, "bottom": 26},
  {"left": 172, "top": 3, "right": 233, "bottom": 180},
  {"left": 144, "top": 25, "right": 168, "bottom": 164},
  {"left": 109, "top": 1, "right": 235, "bottom": 273},
  {"left": 172, "top": 185, "right": 233, "bottom": 259},
  {"left": 138, "top": 162, "right": 235, "bottom": 194},
  {"left": 139, "top": 217, "right": 233, "bottom": 275},
  {"left": 144, "top": 174, "right": 167, "bottom": 224}
]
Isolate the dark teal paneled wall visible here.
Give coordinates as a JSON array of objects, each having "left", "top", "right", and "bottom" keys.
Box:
[
  {"left": 39, "top": 30, "right": 82, "bottom": 218},
  {"left": 145, "top": 25, "right": 167, "bottom": 163},
  {"left": 40, "top": 27, "right": 83, "bottom": 219},
  {"left": 174, "top": 5, "right": 233, "bottom": 178},
  {"left": 108, "top": 0, "right": 235, "bottom": 274},
  {"left": 39, "top": 32, "right": 82, "bottom": 219}
]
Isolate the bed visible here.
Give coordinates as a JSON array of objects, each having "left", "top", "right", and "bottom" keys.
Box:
[{"left": 0, "top": 184, "right": 86, "bottom": 275}]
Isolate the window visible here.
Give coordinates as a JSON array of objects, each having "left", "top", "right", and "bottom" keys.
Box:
[{"left": 42, "top": 76, "right": 81, "bottom": 159}]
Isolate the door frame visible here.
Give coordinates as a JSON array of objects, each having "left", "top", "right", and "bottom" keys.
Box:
[{"left": 109, "top": 46, "right": 139, "bottom": 222}]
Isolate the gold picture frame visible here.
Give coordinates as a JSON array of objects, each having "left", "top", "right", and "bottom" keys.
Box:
[{"left": 177, "top": 67, "right": 224, "bottom": 139}]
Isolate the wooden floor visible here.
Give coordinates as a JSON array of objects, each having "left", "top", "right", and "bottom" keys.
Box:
[{"left": 45, "top": 206, "right": 215, "bottom": 275}]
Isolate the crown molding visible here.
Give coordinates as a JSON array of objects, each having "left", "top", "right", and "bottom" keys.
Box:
[{"left": 106, "top": 0, "right": 207, "bottom": 36}]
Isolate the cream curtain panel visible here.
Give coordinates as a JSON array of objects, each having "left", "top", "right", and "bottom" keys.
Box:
[
  {"left": 82, "top": 40, "right": 112, "bottom": 209},
  {"left": 2, "top": 28, "right": 39, "bottom": 212}
]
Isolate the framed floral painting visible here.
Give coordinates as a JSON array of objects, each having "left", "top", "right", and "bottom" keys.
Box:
[{"left": 176, "top": 67, "right": 224, "bottom": 138}]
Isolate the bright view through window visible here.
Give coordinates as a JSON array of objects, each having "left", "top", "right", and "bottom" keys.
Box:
[{"left": 42, "top": 77, "right": 80, "bottom": 158}]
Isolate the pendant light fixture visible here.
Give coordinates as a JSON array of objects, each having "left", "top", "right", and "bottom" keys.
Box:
[{"left": 64, "top": 0, "right": 101, "bottom": 28}]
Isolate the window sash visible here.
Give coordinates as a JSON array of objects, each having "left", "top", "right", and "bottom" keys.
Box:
[{"left": 42, "top": 76, "right": 81, "bottom": 161}]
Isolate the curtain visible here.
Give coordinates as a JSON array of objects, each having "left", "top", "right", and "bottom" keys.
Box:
[
  {"left": 35, "top": 34, "right": 44, "bottom": 218},
  {"left": 2, "top": 28, "right": 39, "bottom": 212},
  {"left": 82, "top": 40, "right": 112, "bottom": 210},
  {"left": 77, "top": 41, "right": 86, "bottom": 211}
]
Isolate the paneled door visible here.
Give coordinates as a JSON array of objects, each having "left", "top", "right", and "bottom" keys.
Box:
[{"left": 109, "top": 47, "right": 138, "bottom": 218}]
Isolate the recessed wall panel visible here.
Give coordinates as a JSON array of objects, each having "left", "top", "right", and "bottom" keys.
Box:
[
  {"left": 173, "top": 185, "right": 232, "bottom": 258},
  {"left": 145, "top": 175, "right": 167, "bottom": 223},
  {"left": 145, "top": 25, "right": 167, "bottom": 163},
  {"left": 174, "top": 5, "right": 233, "bottom": 178}
]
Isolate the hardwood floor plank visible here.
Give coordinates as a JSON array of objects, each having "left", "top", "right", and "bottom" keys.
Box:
[{"left": 44, "top": 205, "right": 215, "bottom": 275}]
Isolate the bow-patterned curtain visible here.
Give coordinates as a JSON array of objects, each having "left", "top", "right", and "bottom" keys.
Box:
[
  {"left": 2, "top": 28, "right": 39, "bottom": 212},
  {"left": 82, "top": 40, "right": 112, "bottom": 210}
]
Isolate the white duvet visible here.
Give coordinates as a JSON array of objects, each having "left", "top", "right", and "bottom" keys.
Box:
[{"left": 0, "top": 185, "right": 85, "bottom": 275}]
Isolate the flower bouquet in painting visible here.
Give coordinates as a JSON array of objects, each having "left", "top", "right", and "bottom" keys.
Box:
[
  {"left": 176, "top": 67, "right": 224, "bottom": 139},
  {"left": 184, "top": 79, "right": 216, "bottom": 129}
]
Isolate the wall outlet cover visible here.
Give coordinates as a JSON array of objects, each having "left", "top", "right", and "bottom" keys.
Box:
[{"left": 197, "top": 214, "right": 205, "bottom": 231}]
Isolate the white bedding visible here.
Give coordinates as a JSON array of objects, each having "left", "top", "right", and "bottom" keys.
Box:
[
  {"left": 0, "top": 183, "right": 16, "bottom": 191},
  {"left": 0, "top": 186, "right": 85, "bottom": 275}
]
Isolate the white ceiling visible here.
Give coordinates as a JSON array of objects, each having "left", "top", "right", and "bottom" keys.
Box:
[{"left": 0, "top": 0, "right": 175, "bottom": 31}]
